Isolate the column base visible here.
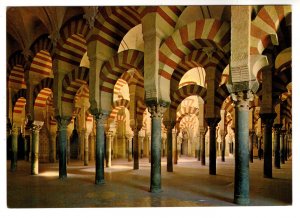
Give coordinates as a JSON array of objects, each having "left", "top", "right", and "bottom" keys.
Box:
[
  {"left": 95, "top": 179, "right": 105, "bottom": 185},
  {"left": 234, "top": 196, "right": 250, "bottom": 205},
  {"left": 150, "top": 187, "right": 162, "bottom": 193},
  {"left": 59, "top": 175, "right": 67, "bottom": 180}
]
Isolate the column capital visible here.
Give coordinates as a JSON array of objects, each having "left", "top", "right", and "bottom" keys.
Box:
[
  {"left": 147, "top": 103, "right": 167, "bottom": 119},
  {"left": 31, "top": 121, "right": 44, "bottom": 133},
  {"left": 94, "top": 113, "right": 108, "bottom": 126},
  {"left": 11, "top": 124, "right": 19, "bottom": 135},
  {"left": 56, "top": 116, "right": 72, "bottom": 130},
  {"left": 260, "top": 113, "right": 277, "bottom": 127},
  {"left": 205, "top": 117, "right": 221, "bottom": 128},
  {"left": 273, "top": 123, "right": 283, "bottom": 130},
  {"left": 83, "top": 6, "right": 98, "bottom": 29},
  {"left": 231, "top": 90, "right": 254, "bottom": 109},
  {"left": 163, "top": 120, "right": 176, "bottom": 130}
]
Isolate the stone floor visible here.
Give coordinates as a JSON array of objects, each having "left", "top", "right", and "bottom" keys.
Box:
[{"left": 7, "top": 156, "right": 292, "bottom": 208}]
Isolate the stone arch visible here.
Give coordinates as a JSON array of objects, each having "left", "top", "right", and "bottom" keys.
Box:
[
  {"left": 159, "top": 19, "right": 230, "bottom": 102},
  {"left": 33, "top": 78, "right": 54, "bottom": 103},
  {"left": 250, "top": 6, "right": 291, "bottom": 55}
]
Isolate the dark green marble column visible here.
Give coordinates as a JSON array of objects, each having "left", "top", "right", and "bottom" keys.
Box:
[
  {"left": 232, "top": 91, "right": 252, "bottom": 205},
  {"left": 11, "top": 126, "right": 19, "bottom": 172},
  {"left": 257, "top": 136, "right": 262, "bottom": 160},
  {"left": 165, "top": 121, "right": 175, "bottom": 172},
  {"left": 280, "top": 129, "right": 286, "bottom": 164},
  {"left": 221, "top": 130, "right": 226, "bottom": 162},
  {"left": 56, "top": 116, "right": 71, "bottom": 179},
  {"left": 148, "top": 104, "right": 166, "bottom": 193},
  {"left": 31, "top": 122, "right": 43, "bottom": 175},
  {"left": 273, "top": 124, "right": 282, "bottom": 169},
  {"left": 260, "top": 113, "right": 276, "bottom": 178},
  {"left": 133, "top": 129, "right": 139, "bottom": 170},
  {"left": 23, "top": 135, "right": 28, "bottom": 161},
  {"left": 205, "top": 118, "right": 220, "bottom": 175},
  {"left": 200, "top": 130, "right": 206, "bottom": 165},
  {"left": 94, "top": 113, "right": 107, "bottom": 184},
  {"left": 249, "top": 130, "right": 254, "bottom": 163}
]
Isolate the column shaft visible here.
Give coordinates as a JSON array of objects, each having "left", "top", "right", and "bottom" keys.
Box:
[
  {"left": 206, "top": 119, "right": 220, "bottom": 175},
  {"left": 273, "top": 124, "right": 282, "bottom": 169},
  {"left": 84, "top": 133, "right": 89, "bottom": 166},
  {"left": 249, "top": 131, "right": 254, "bottom": 163},
  {"left": 106, "top": 133, "right": 112, "bottom": 167},
  {"left": 166, "top": 124, "right": 174, "bottom": 172},
  {"left": 11, "top": 128, "right": 18, "bottom": 172},
  {"left": 31, "top": 129, "right": 39, "bottom": 175},
  {"left": 95, "top": 114, "right": 107, "bottom": 184},
  {"left": 280, "top": 131, "right": 285, "bottom": 164},
  {"left": 133, "top": 130, "right": 139, "bottom": 170},
  {"left": 260, "top": 113, "right": 276, "bottom": 178}
]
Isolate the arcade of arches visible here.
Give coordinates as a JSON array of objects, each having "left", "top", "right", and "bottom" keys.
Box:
[{"left": 6, "top": 5, "right": 292, "bottom": 207}]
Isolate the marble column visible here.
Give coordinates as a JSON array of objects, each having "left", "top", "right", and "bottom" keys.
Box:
[
  {"left": 127, "top": 136, "right": 133, "bottom": 162},
  {"left": 89, "top": 133, "right": 95, "bottom": 162},
  {"left": 106, "top": 131, "right": 113, "bottom": 167},
  {"left": 221, "top": 130, "right": 226, "bottom": 162},
  {"left": 260, "top": 113, "right": 276, "bottom": 178},
  {"left": 273, "top": 124, "right": 282, "bottom": 169},
  {"left": 165, "top": 121, "right": 175, "bottom": 172},
  {"left": 200, "top": 130, "right": 206, "bottom": 165},
  {"left": 94, "top": 113, "right": 107, "bottom": 184},
  {"left": 173, "top": 129, "right": 177, "bottom": 164},
  {"left": 280, "top": 129, "right": 286, "bottom": 164},
  {"left": 56, "top": 116, "right": 71, "bottom": 179},
  {"left": 249, "top": 130, "right": 254, "bottom": 163},
  {"left": 284, "top": 132, "right": 288, "bottom": 161},
  {"left": 84, "top": 131, "right": 89, "bottom": 166},
  {"left": 31, "top": 122, "right": 44, "bottom": 175},
  {"left": 23, "top": 134, "right": 28, "bottom": 161},
  {"left": 148, "top": 104, "right": 166, "bottom": 193},
  {"left": 140, "top": 136, "right": 144, "bottom": 158},
  {"left": 232, "top": 91, "right": 253, "bottom": 205},
  {"left": 257, "top": 136, "right": 262, "bottom": 160},
  {"left": 205, "top": 118, "right": 220, "bottom": 175},
  {"left": 49, "top": 133, "right": 57, "bottom": 163},
  {"left": 11, "top": 125, "right": 19, "bottom": 172},
  {"left": 133, "top": 129, "right": 139, "bottom": 170}
]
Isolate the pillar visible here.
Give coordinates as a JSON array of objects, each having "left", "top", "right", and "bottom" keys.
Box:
[
  {"left": 127, "top": 136, "right": 133, "bottom": 162},
  {"left": 173, "top": 129, "right": 177, "bottom": 164},
  {"left": 94, "top": 113, "right": 107, "bottom": 184},
  {"left": 106, "top": 131, "right": 113, "bottom": 167},
  {"left": 23, "top": 134, "right": 28, "bottom": 161},
  {"left": 56, "top": 116, "right": 71, "bottom": 179},
  {"left": 165, "top": 121, "right": 175, "bottom": 172},
  {"left": 31, "top": 122, "right": 43, "bottom": 175},
  {"left": 232, "top": 91, "right": 253, "bottom": 205},
  {"left": 249, "top": 130, "right": 254, "bottom": 163},
  {"left": 133, "top": 128, "right": 139, "bottom": 170},
  {"left": 205, "top": 118, "right": 220, "bottom": 175},
  {"left": 89, "top": 133, "right": 95, "bottom": 162},
  {"left": 221, "top": 130, "right": 226, "bottom": 162},
  {"left": 148, "top": 104, "right": 166, "bottom": 193},
  {"left": 280, "top": 129, "right": 286, "bottom": 164},
  {"left": 260, "top": 113, "right": 276, "bottom": 178},
  {"left": 49, "top": 133, "right": 57, "bottom": 163},
  {"left": 273, "top": 124, "right": 281, "bottom": 169},
  {"left": 257, "top": 135, "right": 262, "bottom": 160},
  {"left": 84, "top": 131, "right": 89, "bottom": 166},
  {"left": 11, "top": 125, "right": 19, "bottom": 172},
  {"left": 200, "top": 130, "right": 206, "bottom": 165},
  {"left": 140, "top": 136, "right": 144, "bottom": 158}
]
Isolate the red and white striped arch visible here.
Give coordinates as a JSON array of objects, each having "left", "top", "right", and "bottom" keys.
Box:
[
  {"left": 12, "top": 89, "right": 27, "bottom": 115},
  {"left": 250, "top": 5, "right": 291, "bottom": 55},
  {"left": 62, "top": 67, "right": 89, "bottom": 104},
  {"left": 100, "top": 49, "right": 144, "bottom": 96},
  {"left": 159, "top": 19, "right": 230, "bottom": 81},
  {"left": 88, "top": 7, "right": 141, "bottom": 54},
  {"left": 171, "top": 49, "right": 228, "bottom": 90},
  {"left": 29, "top": 50, "right": 52, "bottom": 78},
  {"left": 176, "top": 106, "right": 199, "bottom": 124},
  {"left": 170, "top": 84, "right": 207, "bottom": 110},
  {"left": 8, "top": 51, "right": 26, "bottom": 89},
  {"left": 33, "top": 78, "right": 54, "bottom": 106},
  {"left": 109, "top": 99, "right": 130, "bottom": 120},
  {"left": 215, "top": 83, "right": 231, "bottom": 110},
  {"left": 57, "top": 17, "right": 89, "bottom": 67}
]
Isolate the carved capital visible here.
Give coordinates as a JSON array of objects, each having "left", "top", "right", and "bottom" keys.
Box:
[
  {"left": 147, "top": 103, "right": 167, "bottom": 119},
  {"left": 49, "top": 29, "right": 60, "bottom": 49},
  {"left": 94, "top": 113, "right": 108, "bottom": 126},
  {"left": 83, "top": 6, "right": 99, "bottom": 29},
  {"left": 231, "top": 90, "right": 254, "bottom": 109},
  {"left": 31, "top": 121, "right": 44, "bottom": 133},
  {"left": 205, "top": 118, "right": 221, "bottom": 128},
  {"left": 260, "top": 113, "right": 277, "bottom": 127},
  {"left": 164, "top": 120, "right": 176, "bottom": 130},
  {"left": 56, "top": 116, "right": 72, "bottom": 131},
  {"left": 12, "top": 124, "right": 19, "bottom": 135}
]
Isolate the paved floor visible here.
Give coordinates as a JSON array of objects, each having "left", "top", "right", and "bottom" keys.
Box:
[{"left": 7, "top": 156, "right": 292, "bottom": 208}]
